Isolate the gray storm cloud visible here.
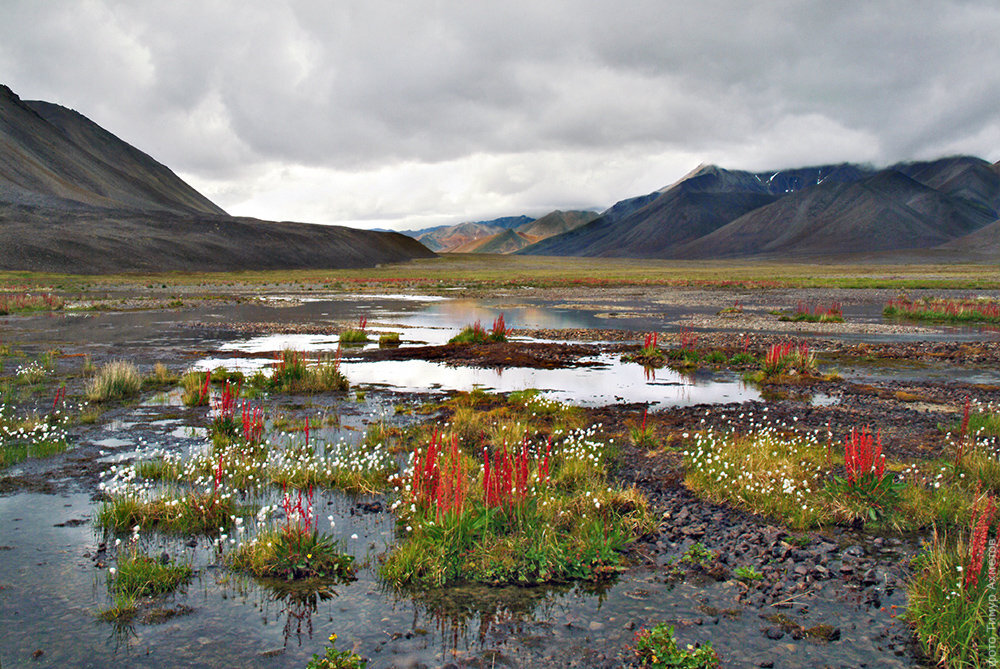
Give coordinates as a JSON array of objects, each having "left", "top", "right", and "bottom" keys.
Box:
[{"left": 2, "top": 0, "right": 998, "bottom": 228}]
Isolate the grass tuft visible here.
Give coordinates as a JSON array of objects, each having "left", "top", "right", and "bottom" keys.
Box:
[{"left": 86, "top": 360, "right": 142, "bottom": 402}]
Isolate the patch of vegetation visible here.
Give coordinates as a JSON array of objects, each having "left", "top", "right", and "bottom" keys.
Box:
[
  {"left": 733, "top": 565, "right": 763, "bottom": 581},
  {"left": 0, "top": 292, "right": 64, "bottom": 315},
  {"left": 180, "top": 370, "right": 212, "bottom": 406},
  {"left": 100, "top": 544, "right": 192, "bottom": 622},
  {"left": 778, "top": 301, "right": 844, "bottom": 323},
  {"left": 307, "top": 633, "right": 367, "bottom": 669},
  {"left": 634, "top": 622, "right": 720, "bottom": 668},
  {"left": 339, "top": 329, "right": 369, "bottom": 344},
  {"left": 381, "top": 419, "right": 653, "bottom": 587},
  {"left": 378, "top": 332, "right": 400, "bottom": 347},
  {"left": 448, "top": 314, "right": 510, "bottom": 344},
  {"left": 628, "top": 409, "right": 657, "bottom": 449},
  {"left": 679, "top": 542, "right": 715, "bottom": 567},
  {"left": 86, "top": 360, "right": 142, "bottom": 402},
  {"left": 907, "top": 491, "right": 997, "bottom": 669},
  {"left": 143, "top": 362, "right": 179, "bottom": 390},
  {"left": 884, "top": 296, "right": 1000, "bottom": 324},
  {"left": 0, "top": 414, "right": 70, "bottom": 468},
  {"left": 684, "top": 421, "right": 987, "bottom": 533},
  {"left": 229, "top": 490, "right": 355, "bottom": 580},
  {"left": 260, "top": 349, "right": 349, "bottom": 394},
  {"left": 96, "top": 490, "right": 237, "bottom": 535}
]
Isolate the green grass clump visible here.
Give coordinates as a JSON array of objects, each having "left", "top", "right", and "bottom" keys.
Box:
[
  {"left": 907, "top": 527, "right": 997, "bottom": 668},
  {"left": 96, "top": 490, "right": 237, "bottom": 535},
  {"left": 100, "top": 544, "right": 192, "bottom": 622},
  {"left": 86, "top": 360, "right": 142, "bottom": 402},
  {"left": 110, "top": 546, "right": 192, "bottom": 598},
  {"left": 339, "top": 329, "right": 369, "bottom": 344},
  {"left": 378, "top": 332, "right": 400, "bottom": 347},
  {"left": 180, "top": 370, "right": 212, "bottom": 406},
  {"left": 229, "top": 526, "right": 355, "bottom": 581},
  {"left": 265, "top": 350, "right": 349, "bottom": 394},
  {"left": 448, "top": 323, "right": 490, "bottom": 344},
  {"left": 634, "top": 623, "right": 720, "bottom": 668},
  {"left": 734, "top": 565, "right": 763, "bottom": 581},
  {"left": 142, "top": 362, "right": 179, "bottom": 390}
]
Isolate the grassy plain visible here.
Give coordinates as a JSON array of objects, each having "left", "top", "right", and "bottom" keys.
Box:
[{"left": 1, "top": 254, "right": 997, "bottom": 292}]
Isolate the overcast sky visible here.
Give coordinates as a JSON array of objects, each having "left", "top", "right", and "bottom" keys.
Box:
[{"left": 3, "top": 1, "right": 998, "bottom": 230}]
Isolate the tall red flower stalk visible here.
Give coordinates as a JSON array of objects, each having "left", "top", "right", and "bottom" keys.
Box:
[
  {"left": 358, "top": 316, "right": 367, "bottom": 332},
  {"left": 965, "top": 490, "right": 997, "bottom": 592},
  {"left": 52, "top": 386, "right": 66, "bottom": 413},
  {"left": 242, "top": 402, "right": 264, "bottom": 445},
  {"left": 679, "top": 327, "right": 697, "bottom": 350},
  {"left": 642, "top": 332, "right": 658, "bottom": 351},
  {"left": 198, "top": 371, "right": 211, "bottom": 404},
  {"left": 214, "top": 381, "right": 240, "bottom": 421},
  {"left": 844, "top": 426, "right": 885, "bottom": 484},
  {"left": 490, "top": 313, "right": 509, "bottom": 339},
  {"left": 411, "top": 431, "right": 466, "bottom": 519}
]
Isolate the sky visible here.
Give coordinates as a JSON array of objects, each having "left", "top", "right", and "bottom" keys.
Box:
[{"left": 2, "top": 1, "right": 998, "bottom": 231}]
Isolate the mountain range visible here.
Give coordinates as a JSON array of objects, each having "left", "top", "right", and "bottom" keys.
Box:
[
  {"left": 519, "top": 157, "right": 1000, "bottom": 261},
  {"left": 0, "top": 84, "right": 433, "bottom": 273},
  {"left": 401, "top": 211, "right": 597, "bottom": 254}
]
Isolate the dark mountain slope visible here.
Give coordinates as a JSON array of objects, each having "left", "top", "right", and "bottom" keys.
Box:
[
  {"left": 892, "top": 156, "right": 1000, "bottom": 215},
  {"left": 0, "top": 203, "right": 433, "bottom": 273},
  {"left": 520, "top": 163, "right": 877, "bottom": 257},
  {"left": 0, "top": 85, "right": 224, "bottom": 215},
  {"left": 677, "top": 170, "right": 996, "bottom": 258},
  {"left": 0, "top": 84, "right": 434, "bottom": 273},
  {"left": 932, "top": 218, "right": 1000, "bottom": 261}
]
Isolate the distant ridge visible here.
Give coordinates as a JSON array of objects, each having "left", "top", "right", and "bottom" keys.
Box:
[
  {"left": 0, "top": 84, "right": 434, "bottom": 273},
  {"left": 401, "top": 211, "right": 596, "bottom": 254},
  {"left": 519, "top": 156, "right": 999, "bottom": 260}
]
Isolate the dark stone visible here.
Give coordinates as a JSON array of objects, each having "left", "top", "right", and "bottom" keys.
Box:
[{"left": 764, "top": 627, "right": 785, "bottom": 640}]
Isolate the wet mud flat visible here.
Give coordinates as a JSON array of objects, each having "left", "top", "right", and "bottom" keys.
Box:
[{"left": 1, "top": 284, "right": 998, "bottom": 667}]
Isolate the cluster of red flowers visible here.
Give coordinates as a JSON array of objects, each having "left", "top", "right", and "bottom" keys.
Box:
[
  {"left": 281, "top": 485, "right": 316, "bottom": 540},
  {"left": 794, "top": 301, "right": 843, "bottom": 317},
  {"left": 242, "top": 403, "right": 264, "bottom": 445},
  {"left": 358, "top": 316, "right": 367, "bottom": 331},
  {"left": 0, "top": 292, "right": 62, "bottom": 313},
  {"left": 490, "top": 313, "right": 509, "bottom": 339},
  {"left": 411, "top": 431, "right": 466, "bottom": 519},
  {"left": 843, "top": 427, "right": 885, "bottom": 484},
  {"left": 966, "top": 487, "right": 998, "bottom": 591},
  {"left": 679, "top": 327, "right": 698, "bottom": 350},
  {"left": 214, "top": 381, "right": 240, "bottom": 421},
  {"left": 764, "top": 341, "right": 810, "bottom": 369},
  {"left": 483, "top": 438, "right": 551, "bottom": 509},
  {"left": 886, "top": 297, "right": 1000, "bottom": 322},
  {"left": 642, "top": 332, "right": 658, "bottom": 351}
]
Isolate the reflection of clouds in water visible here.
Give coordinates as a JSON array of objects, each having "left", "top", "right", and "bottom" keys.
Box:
[
  {"left": 193, "top": 352, "right": 756, "bottom": 408},
  {"left": 339, "top": 355, "right": 757, "bottom": 409}
]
